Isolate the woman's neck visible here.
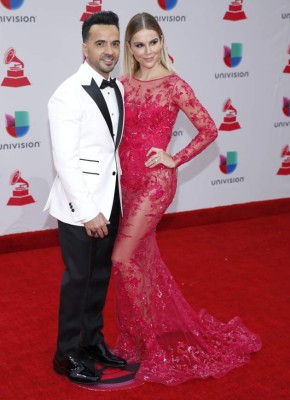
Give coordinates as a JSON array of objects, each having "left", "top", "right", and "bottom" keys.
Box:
[{"left": 135, "top": 65, "right": 170, "bottom": 81}]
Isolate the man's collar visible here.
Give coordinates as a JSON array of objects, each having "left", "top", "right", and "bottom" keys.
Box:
[{"left": 83, "top": 61, "right": 111, "bottom": 87}]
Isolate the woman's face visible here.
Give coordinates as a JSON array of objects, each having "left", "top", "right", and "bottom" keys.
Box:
[{"left": 128, "top": 29, "right": 162, "bottom": 70}]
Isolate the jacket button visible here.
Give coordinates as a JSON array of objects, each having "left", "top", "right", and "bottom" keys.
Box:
[{"left": 112, "top": 171, "right": 116, "bottom": 176}]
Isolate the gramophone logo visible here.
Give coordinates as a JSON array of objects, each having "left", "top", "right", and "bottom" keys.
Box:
[
  {"left": 0, "top": 0, "right": 24, "bottom": 10},
  {"left": 1, "top": 48, "right": 31, "bottom": 87},
  {"left": 7, "top": 169, "right": 35, "bottom": 206},
  {"left": 80, "top": 0, "right": 102, "bottom": 22},
  {"left": 283, "top": 45, "right": 290, "bottom": 74},
  {"left": 219, "top": 99, "right": 241, "bottom": 131},
  {"left": 223, "top": 1, "right": 247, "bottom": 21},
  {"left": 282, "top": 97, "right": 290, "bottom": 117},
  {"left": 219, "top": 151, "right": 238, "bottom": 174},
  {"left": 157, "top": 0, "right": 178, "bottom": 10},
  {"left": 5, "top": 111, "right": 29, "bottom": 138},
  {"left": 224, "top": 43, "right": 243, "bottom": 68},
  {"left": 277, "top": 145, "right": 290, "bottom": 175}
]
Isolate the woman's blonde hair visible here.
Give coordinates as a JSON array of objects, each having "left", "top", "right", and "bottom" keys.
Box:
[{"left": 123, "top": 12, "right": 174, "bottom": 78}]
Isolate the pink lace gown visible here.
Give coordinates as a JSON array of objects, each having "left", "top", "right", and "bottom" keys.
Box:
[{"left": 112, "top": 74, "right": 262, "bottom": 385}]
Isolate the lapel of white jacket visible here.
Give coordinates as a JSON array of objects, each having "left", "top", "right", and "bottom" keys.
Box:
[
  {"left": 82, "top": 78, "right": 114, "bottom": 140},
  {"left": 82, "top": 78, "right": 124, "bottom": 149}
]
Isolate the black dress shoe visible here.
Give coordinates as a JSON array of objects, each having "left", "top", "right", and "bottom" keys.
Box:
[
  {"left": 53, "top": 354, "right": 102, "bottom": 385},
  {"left": 80, "top": 343, "right": 127, "bottom": 368}
]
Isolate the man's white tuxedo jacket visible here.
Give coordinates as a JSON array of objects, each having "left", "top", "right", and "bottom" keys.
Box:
[{"left": 44, "top": 62, "right": 124, "bottom": 226}]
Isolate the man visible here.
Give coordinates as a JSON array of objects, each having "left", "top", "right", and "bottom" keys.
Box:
[{"left": 44, "top": 11, "right": 126, "bottom": 385}]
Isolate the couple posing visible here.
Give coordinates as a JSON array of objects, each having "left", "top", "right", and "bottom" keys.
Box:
[{"left": 44, "top": 11, "right": 261, "bottom": 386}]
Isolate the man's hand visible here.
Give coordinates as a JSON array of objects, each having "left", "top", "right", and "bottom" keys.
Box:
[{"left": 84, "top": 213, "right": 110, "bottom": 238}]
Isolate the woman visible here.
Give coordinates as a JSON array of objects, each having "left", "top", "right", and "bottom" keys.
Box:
[{"left": 112, "top": 12, "right": 261, "bottom": 385}]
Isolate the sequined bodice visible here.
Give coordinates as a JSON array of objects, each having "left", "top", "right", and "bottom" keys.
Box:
[
  {"left": 120, "top": 75, "right": 179, "bottom": 152},
  {"left": 119, "top": 74, "right": 218, "bottom": 187}
]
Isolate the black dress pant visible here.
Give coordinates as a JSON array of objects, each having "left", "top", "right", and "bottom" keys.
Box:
[{"left": 56, "top": 184, "right": 120, "bottom": 357}]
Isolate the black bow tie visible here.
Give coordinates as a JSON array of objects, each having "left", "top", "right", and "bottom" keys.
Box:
[{"left": 100, "top": 78, "right": 116, "bottom": 89}]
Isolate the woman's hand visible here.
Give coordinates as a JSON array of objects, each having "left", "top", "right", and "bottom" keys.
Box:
[{"left": 145, "top": 147, "right": 176, "bottom": 168}]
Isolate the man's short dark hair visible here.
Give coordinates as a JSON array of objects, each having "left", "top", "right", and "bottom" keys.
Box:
[{"left": 82, "top": 11, "right": 119, "bottom": 42}]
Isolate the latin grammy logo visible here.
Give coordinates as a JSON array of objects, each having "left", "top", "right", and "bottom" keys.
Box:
[
  {"left": 223, "top": 0, "right": 247, "bottom": 21},
  {"left": 7, "top": 170, "right": 35, "bottom": 206},
  {"left": 219, "top": 99, "right": 241, "bottom": 131},
  {"left": 283, "top": 45, "right": 290, "bottom": 74},
  {"left": 1, "top": 48, "right": 31, "bottom": 88},
  {"left": 80, "top": 0, "right": 102, "bottom": 22},
  {"left": 277, "top": 145, "right": 290, "bottom": 175}
]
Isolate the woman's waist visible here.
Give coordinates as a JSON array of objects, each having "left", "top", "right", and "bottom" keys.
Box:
[
  {"left": 120, "top": 141, "right": 168, "bottom": 157},
  {"left": 121, "top": 130, "right": 170, "bottom": 146},
  {"left": 120, "top": 154, "right": 169, "bottom": 180}
]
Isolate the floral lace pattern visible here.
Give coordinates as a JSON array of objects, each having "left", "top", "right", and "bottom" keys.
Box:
[{"left": 112, "top": 75, "right": 261, "bottom": 385}]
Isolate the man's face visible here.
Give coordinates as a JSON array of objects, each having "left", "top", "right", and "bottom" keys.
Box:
[{"left": 83, "top": 24, "right": 120, "bottom": 79}]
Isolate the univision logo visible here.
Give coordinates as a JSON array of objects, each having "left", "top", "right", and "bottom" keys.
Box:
[
  {"left": 272, "top": 97, "right": 290, "bottom": 128},
  {"left": 172, "top": 129, "right": 183, "bottom": 136},
  {"left": 0, "top": 0, "right": 24, "bottom": 10},
  {"left": 155, "top": 0, "right": 185, "bottom": 22},
  {"left": 1, "top": 110, "right": 41, "bottom": 151},
  {"left": 219, "top": 151, "right": 238, "bottom": 174},
  {"left": 215, "top": 43, "right": 249, "bottom": 79},
  {"left": 211, "top": 151, "right": 244, "bottom": 185},
  {"left": 5, "top": 111, "right": 29, "bottom": 138},
  {"left": 157, "top": 0, "right": 178, "bottom": 10},
  {"left": 224, "top": 43, "right": 243, "bottom": 68},
  {"left": 281, "top": 12, "right": 290, "bottom": 20},
  {"left": 0, "top": 0, "right": 36, "bottom": 23},
  {"left": 283, "top": 97, "right": 290, "bottom": 117}
]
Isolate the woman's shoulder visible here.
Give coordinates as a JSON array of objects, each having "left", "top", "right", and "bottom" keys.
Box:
[
  {"left": 164, "top": 74, "right": 193, "bottom": 95},
  {"left": 117, "top": 75, "right": 129, "bottom": 85},
  {"left": 167, "top": 73, "right": 190, "bottom": 86}
]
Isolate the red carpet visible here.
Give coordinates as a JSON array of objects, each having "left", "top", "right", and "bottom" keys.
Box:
[{"left": 1, "top": 200, "right": 290, "bottom": 399}]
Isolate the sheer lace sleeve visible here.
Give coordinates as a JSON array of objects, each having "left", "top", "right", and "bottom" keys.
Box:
[{"left": 171, "top": 78, "right": 218, "bottom": 167}]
